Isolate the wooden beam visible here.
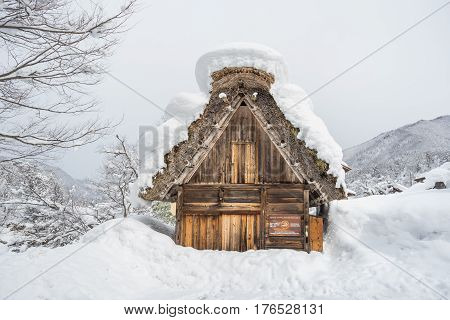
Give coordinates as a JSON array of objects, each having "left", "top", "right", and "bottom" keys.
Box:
[
  {"left": 304, "top": 189, "right": 310, "bottom": 253},
  {"left": 175, "top": 186, "right": 183, "bottom": 245},
  {"left": 260, "top": 186, "right": 267, "bottom": 249}
]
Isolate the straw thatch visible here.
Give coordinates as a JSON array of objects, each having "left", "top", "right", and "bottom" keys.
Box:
[{"left": 140, "top": 67, "right": 345, "bottom": 205}]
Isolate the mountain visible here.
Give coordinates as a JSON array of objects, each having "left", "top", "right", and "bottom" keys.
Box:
[
  {"left": 344, "top": 115, "right": 450, "bottom": 192},
  {"left": 38, "top": 163, "right": 101, "bottom": 203},
  {"left": 0, "top": 158, "right": 100, "bottom": 203}
]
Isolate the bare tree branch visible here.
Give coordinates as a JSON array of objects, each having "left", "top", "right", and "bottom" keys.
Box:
[{"left": 0, "top": 0, "right": 137, "bottom": 162}]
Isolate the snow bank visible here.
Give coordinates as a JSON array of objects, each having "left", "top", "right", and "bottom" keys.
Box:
[
  {"left": 1, "top": 189, "right": 449, "bottom": 299},
  {"left": 131, "top": 215, "right": 174, "bottom": 239},
  {"left": 408, "top": 162, "right": 450, "bottom": 192},
  {"left": 138, "top": 43, "right": 345, "bottom": 192}
]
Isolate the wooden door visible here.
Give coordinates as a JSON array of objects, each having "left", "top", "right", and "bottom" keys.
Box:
[
  {"left": 309, "top": 216, "right": 323, "bottom": 252},
  {"left": 231, "top": 142, "right": 257, "bottom": 183},
  {"left": 220, "top": 214, "right": 259, "bottom": 251},
  {"left": 263, "top": 185, "right": 307, "bottom": 250},
  {"left": 180, "top": 185, "right": 260, "bottom": 251}
]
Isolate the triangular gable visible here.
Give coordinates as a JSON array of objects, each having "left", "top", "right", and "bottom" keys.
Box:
[
  {"left": 188, "top": 98, "right": 302, "bottom": 184},
  {"left": 141, "top": 70, "right": 345, "bottom": 204}
]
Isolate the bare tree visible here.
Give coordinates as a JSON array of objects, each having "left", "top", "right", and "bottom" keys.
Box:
[
  {"left": 95, "top": 135, "right": 138, "bottom": 218},
  {"left": 0, "top": 0, "right": 136, "bottom": 162},
  {"left": 95, "top": 135, "right": 175, "bottom": 223}
]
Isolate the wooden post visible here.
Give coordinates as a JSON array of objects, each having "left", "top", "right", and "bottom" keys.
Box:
[
  {"left": 260, "top": 186, "right": 267, "bottom": 249},
  {"left": 175, "top": 186, "right": 183, "bottom": 245},
  {"left": 303, "top": 189, "right": 310, "bottom": 253}
]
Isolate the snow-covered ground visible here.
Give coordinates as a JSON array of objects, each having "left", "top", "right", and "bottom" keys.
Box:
[{"left": 1, "top": 188, "right": 449, "bottom": 300}]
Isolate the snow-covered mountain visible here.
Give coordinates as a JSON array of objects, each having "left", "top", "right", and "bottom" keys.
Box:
[
  {"left": 39, "top": 163, "right": 100, "bottom": 202},
  {"left": 344, "top": 115, "right": 450, "bottom": 191}
]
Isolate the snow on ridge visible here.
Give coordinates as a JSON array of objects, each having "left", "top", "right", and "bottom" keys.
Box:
[
  {"left": 271, "top": 83, "right": 346, "bottom": 188},
  {"left": 163, "top": 92, "right": 208, "bottom": 125},
  {"left": 195, "top": 42, "right": 288, "bottom": 93}
]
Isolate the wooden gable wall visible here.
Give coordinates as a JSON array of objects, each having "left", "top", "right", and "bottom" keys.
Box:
[{"left": 188, "top": 103, "right": 302, "bottom": 184}]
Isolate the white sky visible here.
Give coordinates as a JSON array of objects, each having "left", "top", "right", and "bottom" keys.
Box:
[{"left": 56, "top": 0, "right": 450, "bottom": 179}]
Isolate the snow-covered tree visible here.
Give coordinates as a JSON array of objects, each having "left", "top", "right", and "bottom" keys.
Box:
[
  {"left": 95, "top": 135, "right": 175, "bottom": 224},
  {"left": 0, "top": 0, "right": 136, "bottom": 163},
  {"left": 94, "top": 135, "right": 139, "bottom": 218},
  {"left": 0, "top": 161, "right": 98, "bottom": 251}
]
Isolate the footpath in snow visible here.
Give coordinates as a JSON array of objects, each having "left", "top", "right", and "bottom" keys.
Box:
[{"left": 1, "top": 189, "right": 449, "bottom": 299}]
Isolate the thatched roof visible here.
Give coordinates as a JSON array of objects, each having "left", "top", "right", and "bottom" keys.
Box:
[{"left": 140, "top": 67, "right": 346, "bottom": 204}]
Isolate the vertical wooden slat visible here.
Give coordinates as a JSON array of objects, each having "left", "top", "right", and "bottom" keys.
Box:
[
  {"left": 230, "top": 215, "right": 240, "bottom": 251},
  {"left": 184, "top": 215, "right": 193, "bottom": 247},
  {"left": 260, "top": 187, "right": 267, "bottom": 249},
  {"left": 217, "top": 214, "right": 223, "bottom": 250},
  {"left": 247, "top": 143, "right": 257, "bottom": 183},
  {"left": 246, "top": 215, "right": 254, "bottom": 250},
  {"left": 255, "top": 215, "right": 260, "bottom": 250},
  {"left": 244, "top": 144, "right": 249, "bottom": 183},
  {"left": 304, "top": 189, "right": 310, "bottom": 253},
  {"left": 192, "top": 215, "right": 199, "bottom": 249},
  {"left": 221, "top": 215, "right": 230, "bottom": 250},
  {"left": 240, "top": 215, "right": 247, "bottom": 251},
  {"left": 199, "top": 217, "right": 207, "bottom": 250},
  {"left": 180, "top": 215, "right": 185, "bottom": 246},
  {"left": 231, "top": 143, "right": 238, "bottom": 184},
  {"left": 206, "top": 216, "right": 213, "bottom": 249},
  {"left": 175, "top": 187, "right": 183, "bottom": 245}
]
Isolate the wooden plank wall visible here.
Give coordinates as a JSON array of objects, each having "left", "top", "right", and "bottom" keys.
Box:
[
  {"left": 180, "top": 185, "right": 261, "bottom": 251},
  {"left": 181, "top": 214, "right": 260, "bottom": 251},
  {"left": 189, "top": 105, "right": 301, "bottom": 184},
  {"left": 178, "top": 184, "right": 316, "bottom": 252}
]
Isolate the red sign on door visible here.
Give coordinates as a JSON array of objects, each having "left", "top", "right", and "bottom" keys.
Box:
[{"left": 268, "top": 214, "right": 302, "bottom": 236}]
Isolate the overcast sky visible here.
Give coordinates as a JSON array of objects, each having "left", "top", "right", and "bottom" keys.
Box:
[{"left": 56, "top": 0, "right": 450, "bottom": 179}]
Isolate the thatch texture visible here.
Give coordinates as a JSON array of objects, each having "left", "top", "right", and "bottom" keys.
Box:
[{"left": 140, "top": 67, "right": 345, "bottom": 204}]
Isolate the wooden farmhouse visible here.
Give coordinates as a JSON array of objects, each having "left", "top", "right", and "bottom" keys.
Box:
[{"left": 141, "top": 65, "right": 346, "bottom": 253}]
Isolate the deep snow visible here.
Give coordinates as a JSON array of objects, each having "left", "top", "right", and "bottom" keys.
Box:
[{"left": 1, "top": 189, "right": 449, "bottom": 299}]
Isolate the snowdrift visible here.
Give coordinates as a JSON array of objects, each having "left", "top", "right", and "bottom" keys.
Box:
[{"left": 1, "top": 189, "right": 449, "bottom": 299}]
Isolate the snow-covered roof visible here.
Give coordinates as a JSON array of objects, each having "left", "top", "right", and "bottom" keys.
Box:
[
  {"left": 135, "top": 43, "right": 346, "bottom": 203},
  {"left": 195, "top": 43, "right": 288, "bottom": 93},
  {"left": 408, "top": 162, "right": 450, "bottom": 192}
]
